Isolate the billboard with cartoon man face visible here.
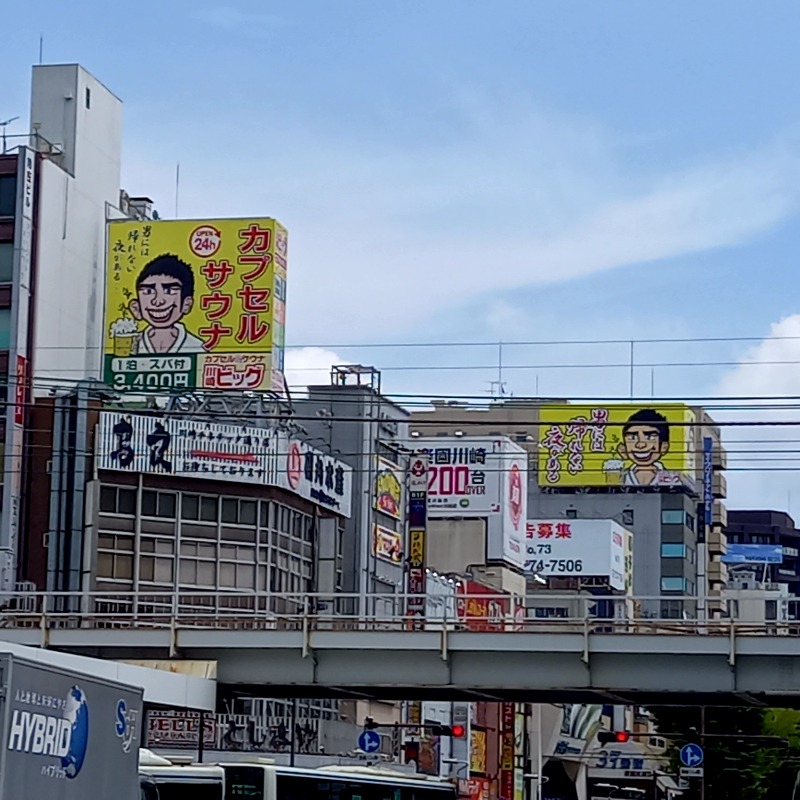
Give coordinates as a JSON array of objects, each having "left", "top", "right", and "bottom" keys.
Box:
[
  {"left": 537, "top": 404, "right": 696, "bottom": 489},
  {"left": 104, "top": 218, "right": 287, "bottom": 393}
]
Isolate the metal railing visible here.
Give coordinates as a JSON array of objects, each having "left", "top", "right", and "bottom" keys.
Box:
[{"left": 0, "top": 590, "right": 795, "bottom": 637}]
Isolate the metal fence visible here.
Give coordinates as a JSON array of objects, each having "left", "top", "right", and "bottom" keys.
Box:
[{"left": 0, "top": 590, "right": 794, "bottom": 636}]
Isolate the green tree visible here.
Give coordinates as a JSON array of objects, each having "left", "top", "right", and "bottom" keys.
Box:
[{"left": 648, "top": 705, "right": 792, "bottom": 800}]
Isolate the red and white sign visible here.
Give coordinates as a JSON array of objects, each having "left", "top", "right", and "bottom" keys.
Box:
[
  {"left": 524, "top": 519, "right": 630, "bottom": 590},
  {"left": 189, "top": 224, "right": 222, "bottom": 257},
  {"left": 413, "top": 437, "right": 528, "bottom": 569},
  {"left": 457, "top": 581, "right": 509, "bottom": 631},
  {"left": 286, "top": 440, "right": 302, "bottom": 489}
]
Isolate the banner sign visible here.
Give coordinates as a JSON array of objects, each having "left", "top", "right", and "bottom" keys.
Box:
[{"left": 97, "top": 411, "right": 352, "bottom": 517}]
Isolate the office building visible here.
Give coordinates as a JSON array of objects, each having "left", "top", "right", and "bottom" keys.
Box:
[
  {"left": 0, "top": 64, "right": 123, "bottom": 592},
  {"left": 410, "top": 398, "right": 730, "bottom": 614},
  {"left": 725, "top": 509, "right": 800, "bottom": 595}
]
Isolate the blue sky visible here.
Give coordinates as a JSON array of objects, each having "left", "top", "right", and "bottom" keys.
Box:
[{"left": 5, "top": 0, "right": 800, "bottom": 507}]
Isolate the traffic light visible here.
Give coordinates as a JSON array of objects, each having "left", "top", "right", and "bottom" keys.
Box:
[
  {"left": 598, "top": 730, "right": 630, "bottom": 744},
  {"left": 426, "top": 724, "right": 467, "bottom": 737}
]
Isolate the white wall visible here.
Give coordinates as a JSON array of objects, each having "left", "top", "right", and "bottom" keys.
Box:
[{"left": 30, "top": 65, "right": 122, "bottom": 390}]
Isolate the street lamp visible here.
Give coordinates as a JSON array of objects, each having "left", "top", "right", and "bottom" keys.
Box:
[{"left": 0, "top": 116, "right": 20, "bottom": 154}]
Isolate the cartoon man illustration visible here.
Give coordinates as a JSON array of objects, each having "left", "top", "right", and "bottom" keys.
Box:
[
  {"left": 130, "top": 254, "right": 204, "bottom": 354},
  {"left": 618, "top": 409, "right": 672, "bottom": 486}
]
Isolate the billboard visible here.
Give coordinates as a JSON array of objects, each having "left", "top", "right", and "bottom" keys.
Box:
[
  {"left": 374, "top": 456, "right": 404, "bottom": 520},
  {"left": 104, "top": 218, "right": 287, "bottom": 393},
  {"left": 96, "top": 411, "right": 278, "bottom": 484},
  {"left": 96, "top": 411, "right": 353, "bottom": 517},
  {"left": 537, "top": 404, "right": 696, "bottom": 489},
  {"left": 497, "top": 439, "right": 527, "bottom": 568},
  {"left": 146, "top": 709, "right": 216, "bottom": 749},
  {"left": 524, "top": 519, "right": 629, "bottom": 591},
  {"left": 414, "top": 438, "right": 504, "bottom": 515},
  {"left": 372, "top": 524, "right": 403, "bottom": 564},
  {"left": 414, "top": 437, "right": 528, "bottom": 569},
  {"left": 722, "top": 544, "right": 784, "bottom": 564},
  {"left": 273, "top": 434, "right": 353, "bottom": 518},
  {"left": 457, "top": 581, "right": 509, "bottom": 631}
]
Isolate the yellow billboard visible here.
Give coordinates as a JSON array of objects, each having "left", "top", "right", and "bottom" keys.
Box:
[
  {"left": 537, "top": 404, "right": 696, "bottom": 488},
  {"left": 104, "top": 218, "right": 287, "bottom": 393}
]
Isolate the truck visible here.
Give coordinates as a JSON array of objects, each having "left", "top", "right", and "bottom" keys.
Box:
[{"left": 0, "top": 650, "right": 143, "bottom": 800}]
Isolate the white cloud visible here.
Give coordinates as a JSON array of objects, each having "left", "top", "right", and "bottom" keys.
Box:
[
  {"left": 284, "top": 347, "right": 344, "bottom": 395},
  {"left": 715, "top": 316, "right": 800, "bottom": 513},
  {"left": 123, "top": 101, "right": 800, "bottom": 344},
  {"left": 193, "top": 7, "right": 281, "bottom": 34}
]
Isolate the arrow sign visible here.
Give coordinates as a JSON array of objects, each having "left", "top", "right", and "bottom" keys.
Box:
[
  {"left": 680, "top": 743, "right": 704, "bottom": 767},
  {"left": 358, "top": 730, "right": 381, "bottom": 753}
]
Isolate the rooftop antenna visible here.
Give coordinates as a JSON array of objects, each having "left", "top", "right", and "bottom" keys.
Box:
[
  {"left": 38, "top": 36, "right": 44, "bottom": 64},
  {"left": 0, "top": 117, "right": 20, "bottom": 154}
]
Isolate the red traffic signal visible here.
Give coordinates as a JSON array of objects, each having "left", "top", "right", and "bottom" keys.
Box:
[
  {"left": 598, "top": 730, "right": 631, "bottom": 744},
  {"left": 451, "top": 725, "right": 466, "bottom": 738}
]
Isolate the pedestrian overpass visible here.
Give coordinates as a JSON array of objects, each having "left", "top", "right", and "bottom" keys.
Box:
[{"left": 2, "top": 590, "right": 799, "bottom": 707}]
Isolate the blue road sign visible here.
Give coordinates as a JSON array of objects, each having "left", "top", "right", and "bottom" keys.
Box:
[
  {"left": 358, "top": 730, "right": 381, "bottom": 753},
  {"left": 680, "top": 743, "right": 704, "bottom": 767}
]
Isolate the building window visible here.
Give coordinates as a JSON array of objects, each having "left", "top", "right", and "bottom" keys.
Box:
[
  {"left": 661, "top": 577, "right": 687, "bottom": 592},
  {"left": 141, "top": 490, "right": 176, "bottom": 518},
  {"left": 85, "top": 87, "right": 91, "bottom": 109},
  {"left": 0, "top": 309, "right": 10, "bottom": 350},
  {"left": 661, "top": 509, "right": 684, "bottom": 525},
  {"left": 766, "top": 600, "right": 778, "bottom": 621},
  {"left": 0, "top": 243, "right": 12, "bottom": 283},
  {"left": 565, "top": 509, "right": 578, "bottom": 519},
  {"left": 99, "top": 485, "right": 136, "bottom": 515},
  {"left": 0, "top": 176, "right": 15, "bottom": 217},
  {"left": 685, "top": 513, "right": 695, "bottom": 531},
  {"left": 622, "top": 509, "right": 634, "bottom": 526},
  {"left": 661, "top": 543, "right": 686, "bottom": 558}
]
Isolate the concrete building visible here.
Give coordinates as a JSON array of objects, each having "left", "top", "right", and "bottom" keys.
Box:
[
  {"left": 294, "top": 366, "right": 411, "bottom": 616},
  {"left": 725, "top": 510, "right": 800, "bottom": 595},
  {"left": 0, "top": 64, "right": 124, "bottom": 591},
  {"left": 410, "top": 398, "right": 729, "bottom": 614}
]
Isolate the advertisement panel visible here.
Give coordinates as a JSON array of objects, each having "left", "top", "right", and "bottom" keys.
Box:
[
  {"left": 414, "top": 438, "right": 505, "bottom": 516},
  {"left": 722, "top": 544, "right": 784, "bottom": 564},
  {"left": 537, "top": 404, "right": 696, "bottom": 489},
  {"left": 495, "top": 439, "right": 526, "bottom": 568},
  {"left": 458, "top": 778, "right": 491, "bottom": 800},
  {"left": 374, "top": 456, "right": 404, "bottom": 520},
  {"left": 274, "top": 434, "right": 353, "bottom": 518},
  {"left": 2, "top": 656, "right": 142, "bottom": 800},
  {"left": 524, "top": 520, "right": 628, "bottom": 590},
  {"left": 97, "top": 411, "right": 277, "bottom": 484},
  {"left": 104, "top": 218, "right": 287, "bottom": 393},
  {"left": 372, "top": 524, "right": 403, "bottom": 564},
  {"left": 469, "top": 729, "right": 487, "bottom": 774},
  {"left": 415, "top": 436, "right": 527, "bottom": 569},
  {"left": 457, "top": 581, "right": 509, "bottom": 631},
  {"left": 146, "top": 709, "right": 216, "bottom": 749},
  {"left": 406, "top": 456, "right": 429, "bottom": 625},
  {"left": 97, "top": 412, "right": 353, "bottom": 517}
]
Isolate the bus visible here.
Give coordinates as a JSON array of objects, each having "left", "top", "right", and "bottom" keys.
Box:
[
  {"left": 139, "top": 748, "right": 225, "bottom": 800},
  {"left": 221, "top": 762, "right": 457, "bottom": 800}
]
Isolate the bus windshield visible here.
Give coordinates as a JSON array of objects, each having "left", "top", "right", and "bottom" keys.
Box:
[
  {"left": 225, "top": 765, "right": 265, "bottom": 799},
  {"left": 276, "top": 774, "right": 456, "bottom": 800},
  {"left": 151, "top": 781, "right": 224, "bottom": 800}
]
